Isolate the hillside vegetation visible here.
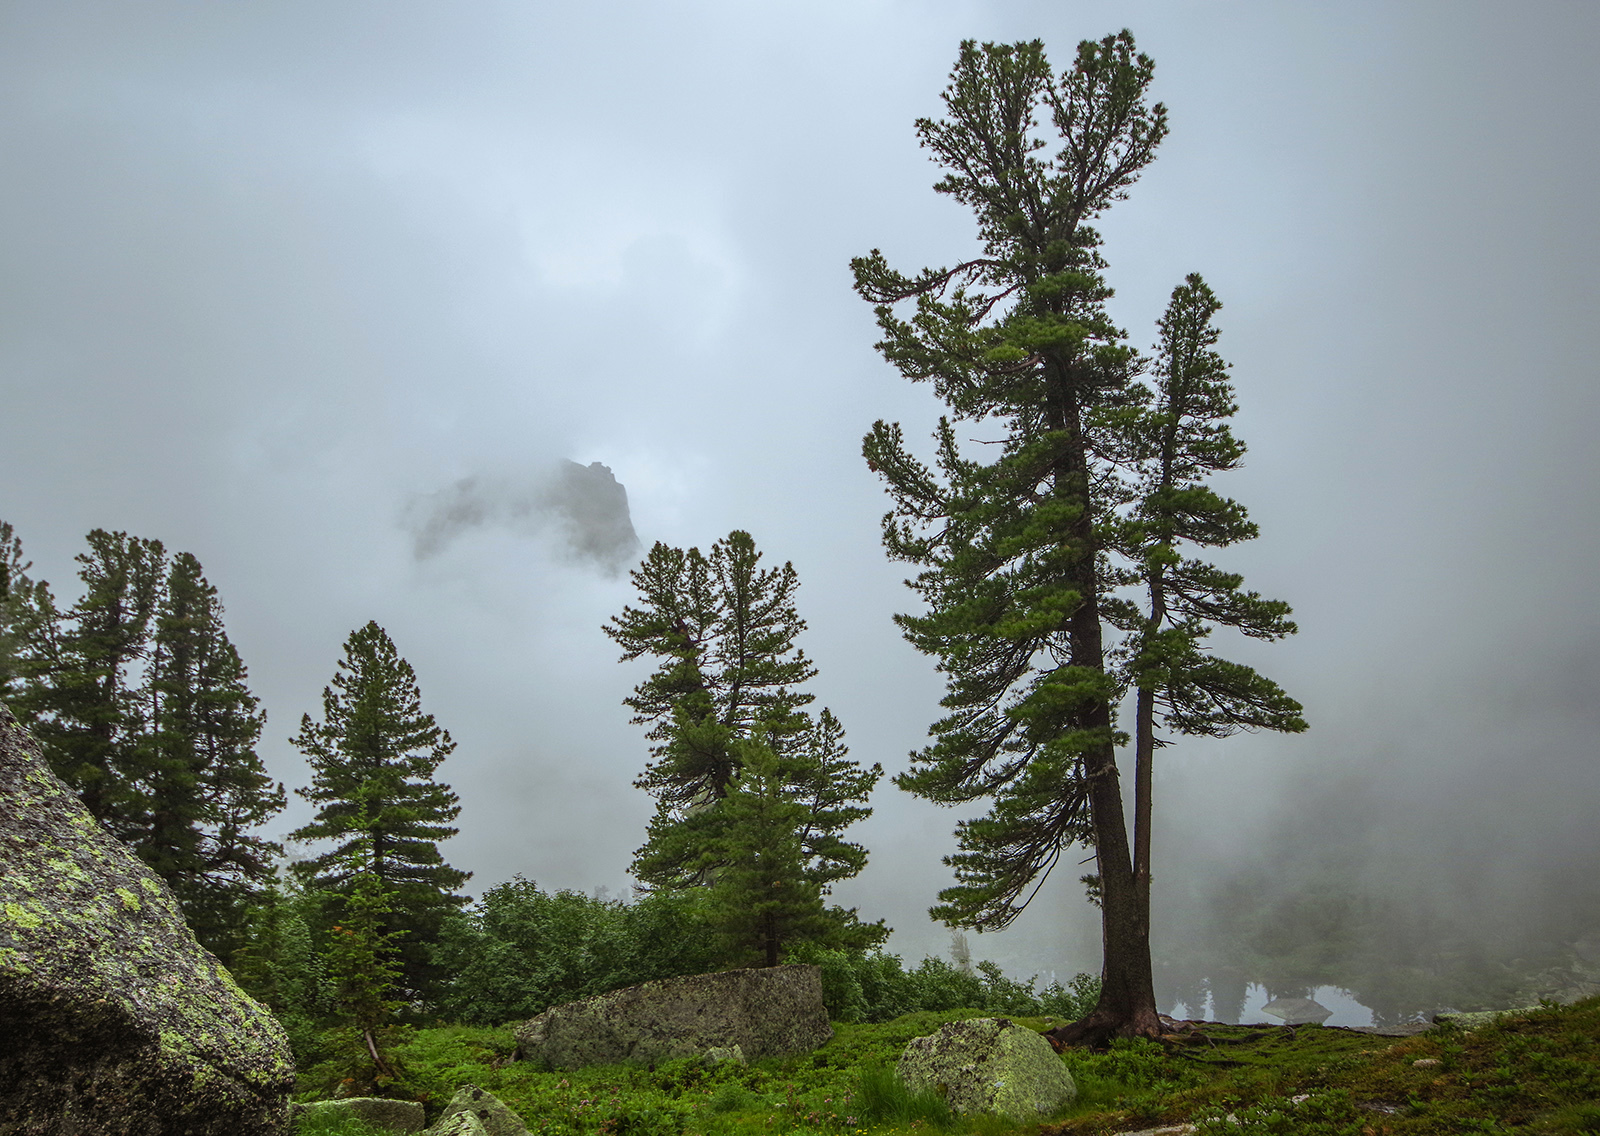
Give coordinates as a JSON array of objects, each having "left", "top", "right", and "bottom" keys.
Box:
[{"left": 297, "top": 996, "right": 1600, "bottom": 1136}]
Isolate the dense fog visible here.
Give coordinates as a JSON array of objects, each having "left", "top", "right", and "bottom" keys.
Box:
[{"left": 2, "top": 2, "right": 1595, "bottom": 1025}]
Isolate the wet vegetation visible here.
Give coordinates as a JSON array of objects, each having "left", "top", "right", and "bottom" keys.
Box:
[{"left": 295, "top": 997, "right": 1599, "bottom": 1136}]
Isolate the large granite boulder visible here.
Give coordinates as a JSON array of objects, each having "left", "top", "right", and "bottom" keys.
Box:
[
  {"left": 0, "top": 703, "right": 295, "bottom": 1134},
  {"left": 515, "top": 965, "right": 833, "bottom": 1070},
  {"left": 898, "top": 1017, "right": 1076, "bottom": 1121}
]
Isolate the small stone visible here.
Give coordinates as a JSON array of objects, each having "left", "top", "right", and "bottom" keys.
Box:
[{"left": 1413, "top": 1058, "right": 1441, "bottom": 1068}]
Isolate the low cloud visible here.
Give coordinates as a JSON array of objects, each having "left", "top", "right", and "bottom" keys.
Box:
[{"left": 407, "top": 460, "right": 642, "bottom": 575}]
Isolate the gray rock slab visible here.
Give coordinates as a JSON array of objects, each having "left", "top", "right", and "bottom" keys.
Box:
[
  {"left": 898, "top": 1017, "right": 1076, "bottom": 1121},
  {"left": 0, "top": 703, "right": 295, "bottom": 1134},
  {"left": 433, "top": 1084, "right": 529, "bottom": 1136},
  {"left": 430, "top": 1112, "right": 489, "bottom": 1136},
  {"left": 515, "top": 965, "right": 833, "bottom": 1071}
]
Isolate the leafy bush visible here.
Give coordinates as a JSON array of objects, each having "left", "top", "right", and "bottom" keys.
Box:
[
  {"left": 429, "top": 878, "right": 727, "bottom": 1024},
  {"left": 788, "top": 944, "right": 1101, "bottom": 1024}
]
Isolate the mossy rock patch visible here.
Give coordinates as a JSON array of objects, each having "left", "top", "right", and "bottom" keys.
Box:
[
  {"left": 0, "top": 703, "right": 294, "bottom": 1134},
  {"left": 897, "top": 1016, "right": 1076, "bottom": 1121}
]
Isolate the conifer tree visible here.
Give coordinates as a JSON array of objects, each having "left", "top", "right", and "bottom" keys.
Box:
[
  {"left": 141, "top": 552, "right": 284, "bottom": 955},
  {"left": 0, "top": 521, "right": 41, "bottom": 704},
  {"left": 1110, "top": 275, "right": 1306, "bottom": 917},
  {"left": 290, "top": 621, "right": 469, "bottom": 999},
  {"left": 1, "top": 526, "right": 285, "bottom": 953},
  {"left": 706, "top": 740, "right": 830, "bottom": 967},
  {"left": 30, "top": 530, "right": 167, "bottom": 836},
  {"left": 325, "top": 870, "right": 408, "bottom": 1090},
  {"left": 855, "top": 34, "right": 1169, "bottom": 1041},
  {"left": 607, "top": 531, "right": 884, "bottom": 952}
]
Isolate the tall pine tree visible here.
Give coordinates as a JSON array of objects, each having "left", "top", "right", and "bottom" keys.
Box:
[
  {"left": 1108, "top": 275, "right": 1305, "bottom": 924},
  {"left": 141, "top": 551, "right": 284, "bottom": 956},
  {"left": 855, "top": 34, "right": 1169, "bottom": 1040},
  {"left": 34, "top": 530, "right": 167, "bottom": 836},
  {"left": 290, "top": 621, "right": 469, "bottom": 1000}
]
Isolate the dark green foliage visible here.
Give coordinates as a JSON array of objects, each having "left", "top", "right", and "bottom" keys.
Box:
[
  {"left": 1110, "top": 276, "right": 1303, "bottom": 916},
  {"left": 854, "top": 33, "right": 1169, "bottom": 1034},
  {"left": 290, "top": 620, "right": 470, "bottom": 1002},
  {"left": 25, "top": 529, "right": 167, "bottom": 833},
  {"left": 298, "top": 997, "right": 1600, "bottom": 1136},
  {"left": 0, "top": 520, "right": 47, "bottom": 705},
  {"left": 789, "top": 943, "right": 1101, "bottom": 1025},
  {"left": 137, "top": 551, "right": 284, "bottom": 955},
  {"left": 429, "top": 877, "right": 725, "bottom": 1025},
  {"left": 0, "top": 523, "right": 283, "bottom": 955},
  {"left": 231, "top": 878, "right": 336, "bottom": 1065},
  {"left": 606, "top": 530, "right": 883, "bottom": 953},
  {"left": 323, "top": 871, "right": 411, "bottom": 1094},
  {"left": 852, "top": 1063, "right": 954, "bottom": 1128},
  {"left": 705, "top": 740, "right": 831, "bottom": 966}
]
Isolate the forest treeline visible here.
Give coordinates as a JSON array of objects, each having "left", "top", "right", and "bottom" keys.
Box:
[{"left": 1, "top": 518, "right": 1098, "bottom": 1086}]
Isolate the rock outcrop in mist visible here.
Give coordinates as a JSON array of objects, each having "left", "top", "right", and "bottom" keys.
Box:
[{"left": 408, "top": 461, "right": 642, "bottom": 575}]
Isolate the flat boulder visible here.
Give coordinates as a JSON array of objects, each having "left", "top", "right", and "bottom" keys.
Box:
[
  {"left": 898, "top": 1017, "right": 1076, "bottom": 1121},
  {"left": 515, "top": 965, "right": 833, "bottom": 1070},
  {"left": 0, "top": 703, "right": 295, "bottom": 1134}
]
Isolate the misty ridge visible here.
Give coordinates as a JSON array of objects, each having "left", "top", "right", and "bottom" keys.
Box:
[{"left": 406, "top": 460, "right": 642, "bottom": 575}]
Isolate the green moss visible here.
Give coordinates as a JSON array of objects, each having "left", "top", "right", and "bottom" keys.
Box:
[
  {"left": 116, "top": 886, "right": 142, "bottom": 911},
  {"left": 140, "top": 876, "right": 161, "bottom": 895},
  {"left": 3, "top": 901, "right": 42, "bottom": 929}
]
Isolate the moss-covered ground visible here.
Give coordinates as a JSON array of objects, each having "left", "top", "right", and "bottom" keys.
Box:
[{"left": 295, "top": 996, "right": 1600, "bottom": 1136}]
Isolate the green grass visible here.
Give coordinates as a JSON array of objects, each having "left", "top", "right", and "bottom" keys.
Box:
[{"left": 294, "top": 996, "right": 1600, "bottom": 1136}]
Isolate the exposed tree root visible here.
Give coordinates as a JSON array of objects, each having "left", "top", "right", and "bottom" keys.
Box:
[{"left": 1044, "top": 1007, "right": 1165, "bottom": 1051}]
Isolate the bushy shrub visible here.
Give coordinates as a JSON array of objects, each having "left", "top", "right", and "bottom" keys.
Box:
[
  {"left": 429, "top": 877, "right": 726, "bottom": 1024},
  {"left": 788, "top": 943, "right": 1101, "bottom": 1023}
]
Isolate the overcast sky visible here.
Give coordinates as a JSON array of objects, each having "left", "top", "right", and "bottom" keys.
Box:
[{"left": 3, "top": 1, "right": 1597, "bottom": 1001}]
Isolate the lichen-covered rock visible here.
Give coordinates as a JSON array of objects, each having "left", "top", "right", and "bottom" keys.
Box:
[
  {"left": 429, "top": 1112, "right": 489, "bottom": 1136},
  {"left": 433, "top": 1084, "right": 529, "bottom": 1136},
  {"left": 897, "top": 1017, "right": 1076, "bottom": 1121},
  {"left": 297, "top": 1097, "right": 425, "bottom": 1133},
  {"left": 515, "top": 965, "right": 833, "bottom": 1071},
  {"left": 0, "top": 703, "right": 294, "bottom": 1134}
]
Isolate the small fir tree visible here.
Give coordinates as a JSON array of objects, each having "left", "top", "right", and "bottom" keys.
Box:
[
  {"left": 0, "top": 521, "right": 44, "bottom": 705},
  {"left": 706, "top": 740, "right": 831, "bottom": 967},
  {"left": 325, "top": 869, "right": 407, "bottom": 1091},
  {"left": 607, "top": 531, "right": 881, "bottom": 898},
  {"left": 290, "top": 621, "right": 469, "bottom": 999}
]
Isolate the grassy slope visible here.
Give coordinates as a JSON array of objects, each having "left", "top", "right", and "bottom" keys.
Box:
[{"left": 297, "top": 997, "right": 1600, "bottom": 1136}]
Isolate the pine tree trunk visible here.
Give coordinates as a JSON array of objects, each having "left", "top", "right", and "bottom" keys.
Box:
[{"left": 1046, "top": 376, "right": 1161, "bottom": 1047}]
